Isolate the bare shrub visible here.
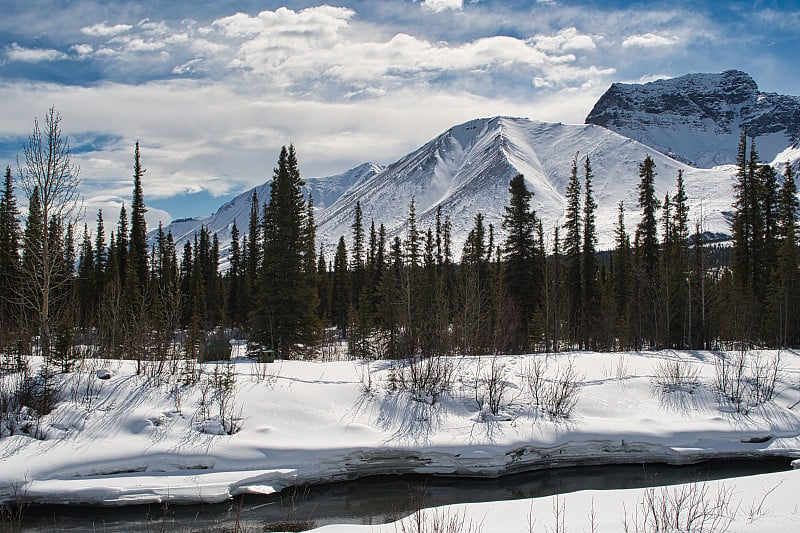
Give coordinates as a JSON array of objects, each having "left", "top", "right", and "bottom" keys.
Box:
[
  {"left": 714, "top": 350, "right": 783, "bottom": 413},
  {"left": 750, "top": 351, "right": 782, "bottom": 404},
  {"left": 543, "top": 359, "right": 583, "bottom": 420},
  {"left": 622, "top": 482, "right": 738, "bottom": 533},
  {"left": 358, "top": 360, "right": 376, "bottom": 396},
  {"left": 714, "top": 350, "right": 748, "bottom": 411},
  {"left": 394, "top": 356, "right": 454, "bottom": 405},
  {"left": 396, "top": 507, "right": 483, "bottom": 533},
  {"left": 523, "top": 357, "right": 546, "bottom": 407},
  {"left": 474, "top": 355, "right": 509, "bottom": 416},
  {"left": 652, "top": 359, "right": 701, "bottom": 394},
  {"left": 398, "top": 487, "right": 482, "bottom": 533}
]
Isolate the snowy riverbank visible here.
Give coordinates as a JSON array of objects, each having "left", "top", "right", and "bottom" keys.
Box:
[{"left": 1, "top": 349, "right": 799, "bottom": 517}]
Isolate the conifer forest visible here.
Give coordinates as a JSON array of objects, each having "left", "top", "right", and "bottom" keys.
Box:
[{"left": 1, "top": 107, "right": 799, "bottom": 370}]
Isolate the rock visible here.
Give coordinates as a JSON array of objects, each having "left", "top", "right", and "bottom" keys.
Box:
[{"left": 96, "top": 369, "right": 111, "bottom": 380}]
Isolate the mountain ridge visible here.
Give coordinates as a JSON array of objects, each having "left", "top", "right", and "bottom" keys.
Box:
[{"left": 152, "top": 70, "right": 800, "bottom": 266}]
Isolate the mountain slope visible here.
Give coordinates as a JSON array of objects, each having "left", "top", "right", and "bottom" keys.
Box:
[
  {"left": 585, "top": 70, "right": 800, "bottom": 167},
  {"left": 152, "top": 162, "right": 383, "bottom": 264},
  {"left": 316, "top": 117, "right": 734, "bottom": 254}
]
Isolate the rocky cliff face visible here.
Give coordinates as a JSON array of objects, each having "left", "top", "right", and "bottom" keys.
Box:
[{"left": 586, "top": 70, "right": 800, "bottom": 167}]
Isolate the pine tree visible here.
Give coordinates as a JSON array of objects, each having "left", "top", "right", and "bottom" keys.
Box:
[
  {"left": 562, "top": 155, "right": 582, "bottom": 347},
  {"left": 331, "top": 236, "right": 350, "bottom": 332},
  {"left": 634, "top": 155, "right": 661, "bottom": 348},
  {"left": 669, "top": 170, "right": 690, "bottom": 347},
  {"left": 501, "top": 174, "right": 539, "bottom": 350},
  {"left": 129, "top": 142, "right": 149, "bottom": 292},
  {"left": 77, "top": 224, "right": 95, "bottom": 326},
  {"left": 0, "top": 167, "right": 21, "bottom": 339},
  {"left": 636, "top": 155, "right": 660, "bottom": 275},
  {"left": 21, "top": 188, "right": 44, "bottom": 341},
  {"left": 582, "top": 156, "right": 599, "bottom": 347},
  {"left": 613, "top": 202, "right": 632, "bottom": 348},
  {"left": 772, "top": 162, "right": 800, "bottom": 345},
  {"left": 259, "top": 145, "right": 319, "bottom": 357},
  {"left": 116, "top": 204, "right": 129, "bottom": 287},
  {"left": 94, "top": 209, "right": 107, "bottom": 299},
  {"left": 226, "top": 220, "right": 243, "bottom": 326}
]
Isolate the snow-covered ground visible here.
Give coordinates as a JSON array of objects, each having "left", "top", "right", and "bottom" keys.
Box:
[{"left": 2, "top": 348, "right": 800, "bottom": 530}]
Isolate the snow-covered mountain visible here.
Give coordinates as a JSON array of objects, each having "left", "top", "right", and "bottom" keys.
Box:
[
  {"left": 155, "top": 70, "right": 800, "bottom": 265},
  {"left": 152, "top": 162, "right": 383, "bottom": 265},
  {"left": 585, "top": 70, "right": 800, "bottom": 168},
  {"left": 316, "top": 116, "right": 734, "bottom": 255}
]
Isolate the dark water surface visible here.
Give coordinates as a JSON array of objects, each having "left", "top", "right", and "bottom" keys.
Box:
[{"left": 14, "top": 458, "right": 793, "bottom": 531}]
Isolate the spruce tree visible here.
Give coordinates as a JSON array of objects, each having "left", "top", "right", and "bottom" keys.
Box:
[
  {"left": 94, "top": 209, "right": 107, "bottom": 298},
  {"left": 635, "top": 155, "right": 660, "bottom": 275},
  {"left": 0, "top": 167, "right": 21, "bottom": 334},
  {"left": 116, "top": 204, "right": 129, "bottom": 287},
  {"left": 259, "top": 145, "right": 319, "bottom": 357},
  {"left": 501, "top": 174, "right": 539, "bottom": 350},
  {"left": 77, "top": 224, "right": 95, "bottom": 326},
  {"left": 773, "top": 163, "right": 800, "bottom": 345},
  {"left": 129, "top": 142, "right": 148, "bottom": 291},
  {"left": 582, "top": 156, "right": 599, "bottom": 347},
  {"left": 331, "top": 236, "right": 350, "bottom": 332},
  {"left": 562, "top": 155, "right": 582, "bottom": 347},
  {"left": 613, "top": 202, "right": 631, "bottom": 348}
]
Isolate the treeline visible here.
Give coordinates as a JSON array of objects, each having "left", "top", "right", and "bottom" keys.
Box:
[{"left": 1, "top": 110, "right": 799, "bottom": 366}]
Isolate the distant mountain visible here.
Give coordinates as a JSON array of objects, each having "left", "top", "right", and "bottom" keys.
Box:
[
  {"left": 152, "top": 162, "right": 383, "bottom": 267},
  {"left": 585, "top": 70, "right": 800, "bottom": 167},
  {"left": 155, "top": 71, "right": 800, "bottom": 267},
  {"left": 315, "top": 117, "right": 734, "bottom": 255}
]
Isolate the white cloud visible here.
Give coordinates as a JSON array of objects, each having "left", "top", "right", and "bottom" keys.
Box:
[
  {"left": 122, "top": 38, "right": 166, "bottom": 53},
  {"left": 6, "top": 43, "right": 67, "bottom": 62},
  {"left": 81, "top": 22, "right": 133, "bottom": 37},
  {"left": 532, "top": 27, "right": 596, "bottom": 54},
  {"left": 622, "top": 33, "right": 679, "bottom": 48},
  {"left": 421, "top": 0, "right": 464, "bottom": 13},
  {"left": 71, "top": 44, "right": 93, "bottom": 57}
]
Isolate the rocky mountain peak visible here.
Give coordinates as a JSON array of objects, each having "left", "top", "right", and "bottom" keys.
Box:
[{"left": 586, "top": 70, "right": 800, "bottom": 167}]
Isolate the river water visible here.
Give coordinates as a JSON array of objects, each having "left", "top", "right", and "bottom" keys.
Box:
[{"left": 13, "top": 458, "right": 792, "bottom": 531}]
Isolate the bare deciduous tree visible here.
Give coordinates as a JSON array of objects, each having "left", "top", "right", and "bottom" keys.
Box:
[{"left": 16, "top": 107, "right": 82, "bottom": 360}]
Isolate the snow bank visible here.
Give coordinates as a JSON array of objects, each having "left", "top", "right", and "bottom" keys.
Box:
[{"left": 1, "top": 350, "right": 799, "bottom": 510}]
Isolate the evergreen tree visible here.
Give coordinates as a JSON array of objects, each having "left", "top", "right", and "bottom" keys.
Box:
[
  {"left": 634, "top": 155, "right": 661, "bottom": 348},
  {"left": 582, "top": 156, "right": 599, "bottom": 347},
  {"left": 226, "top": 220, "right": 243, "bottom": 325},
  {"left": 635, "top": 155, "right": 660, "bottom": 275},
  {"left": 94, "top": 209, "right": 107, "bottom": 298},
  {"left": 613, "top": 202, "right": 632, "bottom": 348},
  {"left": 129, "top": 142, "right": 148, "bottom": 291},
  {"left": 21, "top": 188, "right": 44, "bottom": 341},
  {"left": 501, "top": 174, "right": 539, "bottom": 350},
  {"left": 562, "top": 155, "right": 582, "bottom": 347},
  {"left": 772, "top": 162, "right": 800, "bottom": 345},
  {"left": 669, "top": 170, "right": 691, "bottom": 347},
  {"left": 259, "top": 145, "right": 319, "bottom": 357},
  {"left": 0, "top": 166, "right": 21, "bottom": 338},
  {"left": 331, "top": 236, "right": 350, "bottom": 332},
  {"left": 76, "top": 224, "right": 95, "bottom": 326},
  {"left": 116, "top": 204, "right": 129, "bottom": 287}
]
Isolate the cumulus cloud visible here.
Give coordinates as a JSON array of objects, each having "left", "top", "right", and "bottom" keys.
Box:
[
  {"left": 81, "top": 22, "right": 133, "bottom": 37},
  {"left": 622, "top": 33, "right": 679, "bottom": 48},
  {"left": 71, "top": 44, "right": 93, "bottom": 57},
  {"left": 532, "top": 27, "right": 596, "bottom": 54},
  {"left": 421, "top": 0, "right": 464, "bottom": 13},
  {"left": 6, "top": 43, "right": 67, "bottom": 62}
]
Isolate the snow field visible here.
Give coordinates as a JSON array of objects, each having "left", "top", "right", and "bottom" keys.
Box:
[{"left": 1, "top": 348, "right": 799, "bottom": 526}]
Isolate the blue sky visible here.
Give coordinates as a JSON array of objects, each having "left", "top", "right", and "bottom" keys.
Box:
[{"left": 1, "top": 0, "right": 799, "bottom": 227}]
